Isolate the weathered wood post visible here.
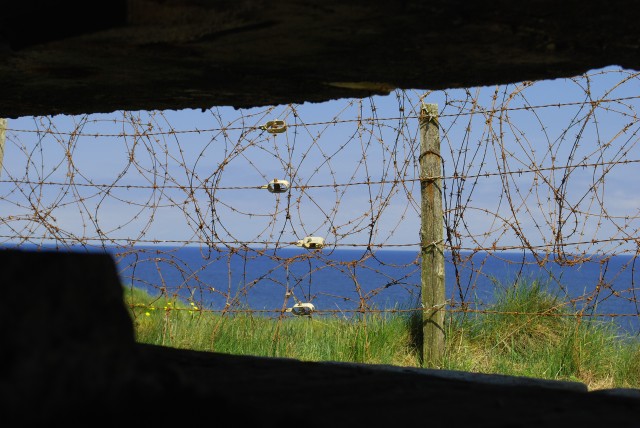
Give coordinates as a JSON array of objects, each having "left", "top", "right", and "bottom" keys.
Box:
[
  {"left": 419, "top": 103, "right": 445, "bottom": 367},
  {"left": 0, "top": 118, "right": 6, "bottom": 175}
]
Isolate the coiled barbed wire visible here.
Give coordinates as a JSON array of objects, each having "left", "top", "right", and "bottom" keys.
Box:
[{"left": 1, "top": 67, "right": 639, "bottom": 329}]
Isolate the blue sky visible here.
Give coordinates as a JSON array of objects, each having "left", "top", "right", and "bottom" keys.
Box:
[{"left": 2, "top": 65, "right": 639, "bottom": 255}]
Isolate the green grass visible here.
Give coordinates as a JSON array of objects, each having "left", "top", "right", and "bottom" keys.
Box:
[{"left": 122, "top": 279, "right": 640, "bottom": 390}]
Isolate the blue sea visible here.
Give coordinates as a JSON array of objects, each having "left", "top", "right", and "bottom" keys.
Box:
[
  {"left": 102, "top": 246, "right": 640, "bottom": 336},
  {"left": 6, "top": 243, "right": 638, "bottom": 334}
]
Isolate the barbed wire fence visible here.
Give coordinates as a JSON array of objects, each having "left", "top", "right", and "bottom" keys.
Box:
[{"left": 1, "top": 67, "right": 640, "bottom": 334}]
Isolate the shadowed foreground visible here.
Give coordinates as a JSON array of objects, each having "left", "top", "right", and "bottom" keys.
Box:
[{"left": 2, "top": 249, "right": 639, "bottom": 426}]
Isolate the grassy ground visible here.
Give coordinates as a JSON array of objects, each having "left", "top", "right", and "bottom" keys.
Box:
[{"left": 123, "top": 279, "right": 640, "bottom": 390}]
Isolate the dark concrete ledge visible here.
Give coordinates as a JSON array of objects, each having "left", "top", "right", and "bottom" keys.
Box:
[
  {"left": 1, "top": 248, "right": 639, "bottom": 426},
  {"left": 326, "top": 361, "right": 589, "bottom": 393},
  {"left": 2, "top": 1, "right": 640, "bottom": 117}
]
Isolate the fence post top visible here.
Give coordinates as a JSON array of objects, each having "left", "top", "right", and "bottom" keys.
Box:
[{"left": 420, "top": 103, "right": 439, "bottom": 120}]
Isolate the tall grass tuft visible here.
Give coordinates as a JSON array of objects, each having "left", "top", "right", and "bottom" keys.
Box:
[
  {"left": 442, "top": 277, "right": 640, "bottom": 389},
  {"left": 469, "top": 277, "right": 568, "bottom": 356}
]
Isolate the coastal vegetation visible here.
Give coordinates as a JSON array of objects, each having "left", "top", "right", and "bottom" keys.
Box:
[{"left": 123, "top": 278, "right": 640, "bottom": 391}]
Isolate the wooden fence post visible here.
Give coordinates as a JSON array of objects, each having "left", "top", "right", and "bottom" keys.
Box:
[{"left": 419, "top": 103, "right": 445, "bottom": 367}]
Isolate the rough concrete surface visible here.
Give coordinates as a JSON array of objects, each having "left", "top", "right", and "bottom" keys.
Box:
[{"left": 2, "top": 1, "right": 640, "bottom": 117}]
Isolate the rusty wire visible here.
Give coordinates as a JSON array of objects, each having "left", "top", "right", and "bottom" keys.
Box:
[{"left": 1, "top": 67, "right": 640, "bottom": 329}]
